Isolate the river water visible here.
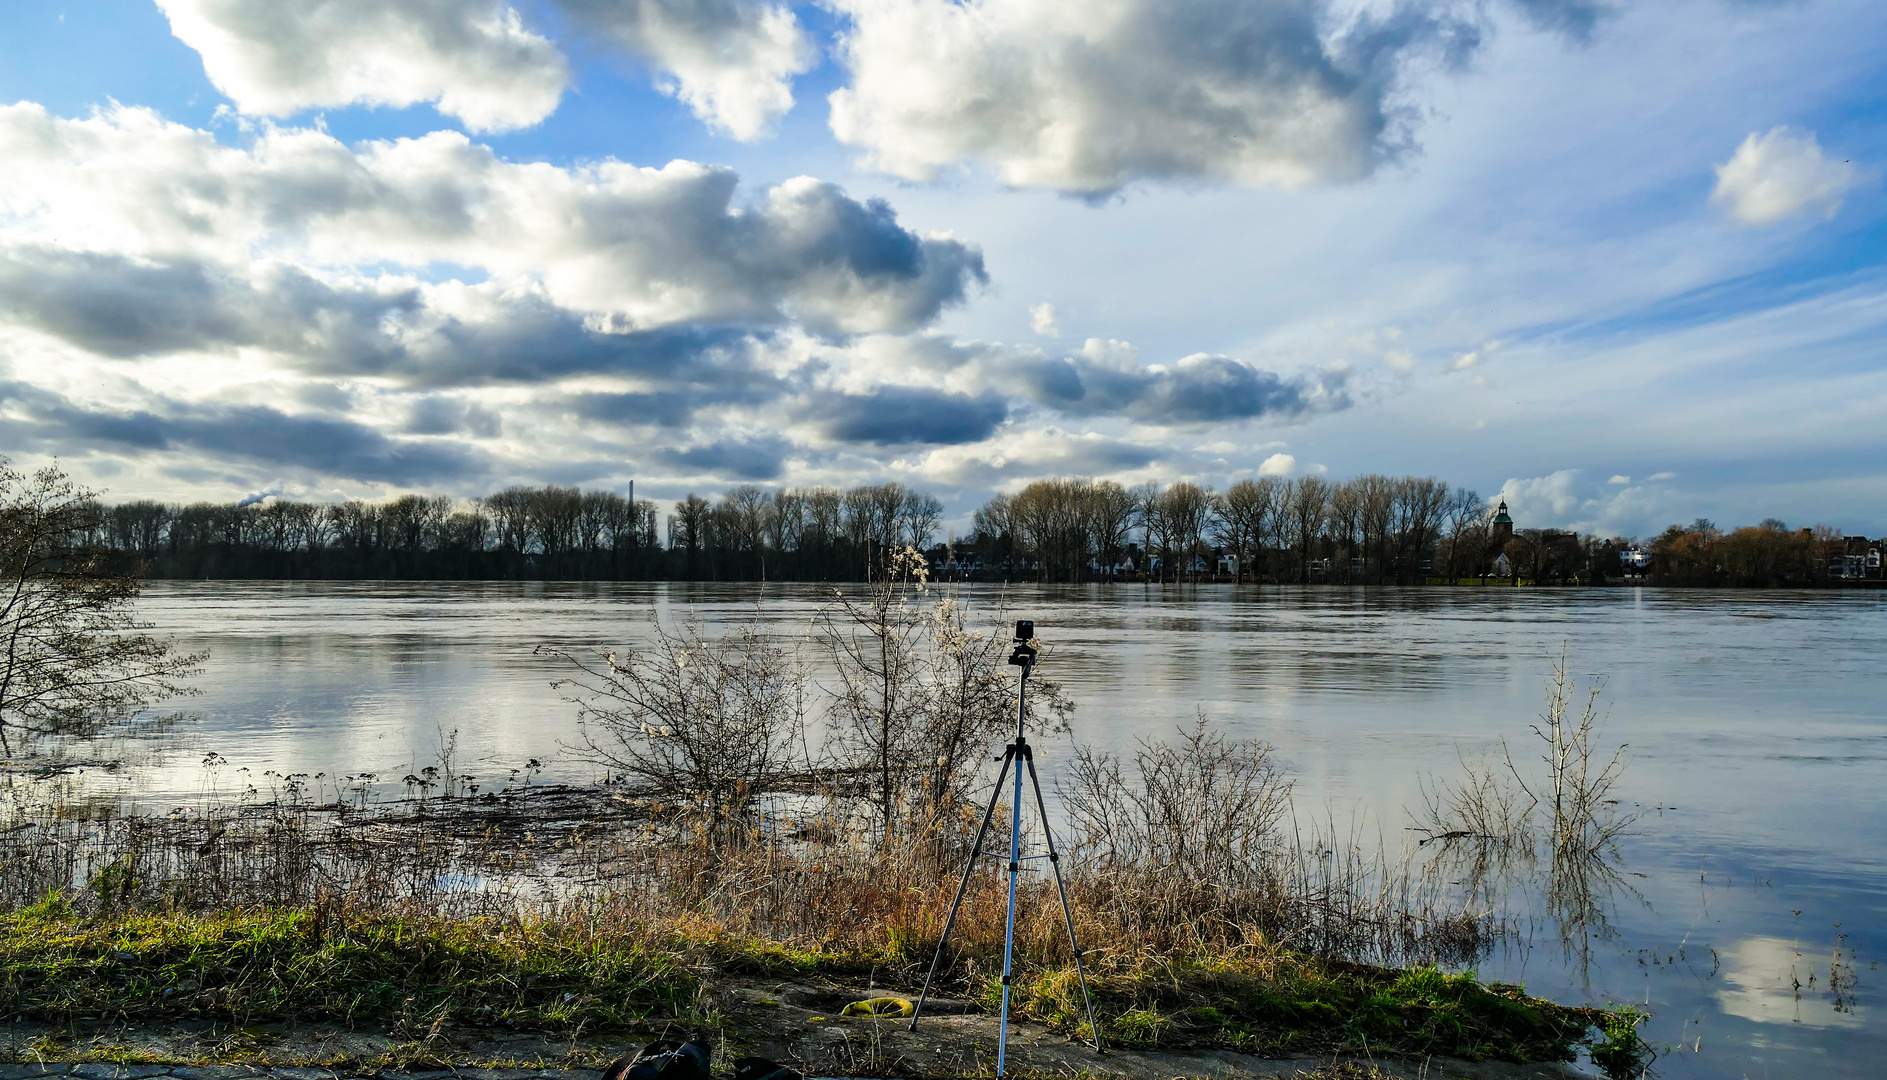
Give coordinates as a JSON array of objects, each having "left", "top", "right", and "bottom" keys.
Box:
[{"left": 97, "top": 582, "right": 1887, "bottom": 1078}]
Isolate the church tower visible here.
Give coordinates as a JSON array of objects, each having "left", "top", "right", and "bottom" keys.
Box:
[{"left": 1492, "top": 501, "right": 1514, "bottom": 546}]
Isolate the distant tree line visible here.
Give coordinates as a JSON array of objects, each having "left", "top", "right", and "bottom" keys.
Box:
[
  {"left": 1643, "top": 518, "right": 1870, "bottom": 587},
  {"left": 100, "top": 488, "right": 661, "bottom": 580},
  {"left": 976, "top": 475, "right": 1499, "bottom": 584},
  {"left": 85, "top": 476, "right": 1872, "bottom": 586},
  {"left": 91, "top": 483, "right": 942, "bottom": 582}
]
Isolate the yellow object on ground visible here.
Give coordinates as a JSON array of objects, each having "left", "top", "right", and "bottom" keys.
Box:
[{"left": 840, "top": 996, "right": 915, "bottom": 1017}]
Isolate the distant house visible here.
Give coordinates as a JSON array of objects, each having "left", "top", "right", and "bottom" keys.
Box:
[
  {"left": 1621, "top": 548, "right": 1651, "bottom": 575},
  {"left": 1834, "top": 536, "right": 1873, "bottom": 579},
  {"left": 1217, "top": 553, "right": 1239, "bottom": 576}
]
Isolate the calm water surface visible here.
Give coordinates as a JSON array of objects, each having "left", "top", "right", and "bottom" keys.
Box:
[{"left": 112, "top": 582, "right": 1887, "bottom": 1078}]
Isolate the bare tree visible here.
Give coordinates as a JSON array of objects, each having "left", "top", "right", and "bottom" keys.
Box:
[
  {"left": 482, "top": 488, "right": 532, "bottom": 559},
  {"left": 1286, "top": 476, "right": 1331, "bottom": 583},
  {"left": 667, "top": 494, "right": 711, "bottom": 577},
  {"left": 973, "top": 492, "right": 1016, "bottom": 575},
  {"left": 105, "top": 501, "right": 171, "bottom": 560},
  {"left": 1088, "top": 480, "right": 1140, "bottom": 579},
  {"left": 1215, "top": 478, "right": 1279, "bottom": 583},
  {"left": 1153, "top": 482, "right": 1212, "bottom": 581},
  {"left": 722, "top": 485, "right": 770, "bottom": 579},
  {"left": 804, "top": 487, "right": 843, "bottom": 578},
  {"left": 1327, "top": 480, "right": 1363, "bottom": 584},
  {"left": 1391, "top": 477, "right": 1450, "bottom": 584},
  {"left": 820, "top": 547, "right": 933, "bottom": 841},
  {"left": 899, "top": 490, "right": 944, "bottom": 551},
  {"left": 1440, "top": 489, "right": 1490, "bottom": 583},
  {"left": 1355, "top": 475, "right": 1394, "bottom": 584},
  {"left": 0, "top": 461, "right": 203, "bottom": 756}
]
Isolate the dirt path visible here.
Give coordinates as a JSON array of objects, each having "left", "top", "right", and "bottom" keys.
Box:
[{"left": 0, "top": 976, "right": 1593, "bottom": 1080}]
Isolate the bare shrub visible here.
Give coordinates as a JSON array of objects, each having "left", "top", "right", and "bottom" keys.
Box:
[
  {"left": 1521, "top": 646, "right": 1635, "bottom": 857},
  {"left": 1417, "top": 646, "right": 1635, "bottom": 860},
  {"left": 1065, "top": 717, "right": 1290, "bottom": 889},
  {"left": 542, "top": 620, "right": 807, "bottom": 852},
  {"left": 1412, "top": 647, "right": 1641, "bottom": 971},
  {"left": 821, "top": 556, "right": 1069, "bottom": 847},
  {"left": 820, "top": 548, "right": 932, "bottom": 841}
]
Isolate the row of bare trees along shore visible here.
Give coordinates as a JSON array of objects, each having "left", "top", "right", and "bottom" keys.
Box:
[{"left": 86, "top": 475, "right": 1860, "bottom": 586}]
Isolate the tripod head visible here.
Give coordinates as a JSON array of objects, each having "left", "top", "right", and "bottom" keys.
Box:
[{"left": 1007, "top": 619, "right": 1037, "bottom": 669}]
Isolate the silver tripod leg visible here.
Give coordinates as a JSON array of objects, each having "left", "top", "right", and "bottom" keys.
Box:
[
  {"left": 997, "top": 726, "right": 1027, "bottom": 1074},
  {"left": 1024, "top": 750, "right": 1103, "bottom": 1051},
  {"left": 909, "top": 743, "right": 1015, "bottom": 1031}
]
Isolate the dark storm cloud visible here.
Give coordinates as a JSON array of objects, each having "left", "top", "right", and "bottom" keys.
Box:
[
  {"left": 0, "top": 243, "right": 767, "bottom": 388},
  {"left": 0, "top": 247, "right": 291, "bottom": 358},
  {"left": 656, "top": 436, "right": 792, "bottom": 480},
  {"left": 404, "top": 396, "right": 502, "bottom": 437},
  {"left": 0, "top": 381, "right": 483, "bottom": 486},
  {"left": 564, "top": 368, "right": 791, "bottom": 428},
  {"left": 820, "top": 386, "right": 1008, "bottom": 446},
  {"left": 0, "top": 244, "right": 405, "bottom": 366},
  {"left": 1019, "top": 351, "right": 1347, "bottom": 424},
  {"left": 381, "top": 297, "right": 759, "bottom": 387}
]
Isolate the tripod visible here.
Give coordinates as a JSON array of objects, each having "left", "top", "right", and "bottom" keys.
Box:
[{"left": 908, "top": 624, "right": 1101, "bottom": 1074}]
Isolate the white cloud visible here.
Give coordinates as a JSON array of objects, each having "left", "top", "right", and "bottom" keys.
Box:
[
  {"left": 1608, "top": 474, "right": 1629, "bottom": 484},
  {"left": 0, "top": 104, "right": 983, "bottom": 338},
  {"left": 1496, "top": 469, "right": 1582, "bottom": 524},
  {"left": 1029, "top": 301, "right": 1059, "bottom": 337},
  {"left": 1647, "top": 471, "right": 1676, "bottom": 481},
  {"left": 1385, "top": 350, "right": 1417, "bottom": 373},
  {"left": 1716, "top": 936, "right": 1865, "bottom": 1030},
  {"left": 0, "top": 100, "right": 1357, "bottom": 495},
  {"left": 156, "top": 0, "right": 568, "bottom": 132},
  {"left": 825, "top": 0, "right": 1479, "bottom": 194},
  {"left": 1259, "top": 452, "right": 1296, "bottom": 476},
  {"left": 1711, "top": 127, "right": 1858, "bottom": 225},
  {"left": 556, "top": 0, "right": 815, "bottom": 139},
  {"left": 158, "top": 0, "right": 814, "bottom": 140}
]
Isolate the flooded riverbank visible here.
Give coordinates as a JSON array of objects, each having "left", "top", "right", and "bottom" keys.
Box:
[{"left": 12, "top": 581, "right": 1885, "bottom": 1078}]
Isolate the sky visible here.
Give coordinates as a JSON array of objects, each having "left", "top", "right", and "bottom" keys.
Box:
[{"left": 0, "top": 0, "right": 1883, "bottom": 538}]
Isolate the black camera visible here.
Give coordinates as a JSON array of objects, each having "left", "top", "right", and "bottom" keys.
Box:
[{"left": 1008, "top": 621, "right": 1037, "bottom": 667}]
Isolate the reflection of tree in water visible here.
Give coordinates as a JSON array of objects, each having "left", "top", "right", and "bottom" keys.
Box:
[{"left": 1414, "top": 647, "right": 1645, "bottom": 984}]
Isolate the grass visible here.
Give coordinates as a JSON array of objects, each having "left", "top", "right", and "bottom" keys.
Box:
[
  {"left": 0, "top": 898, "right": 1626, "bottom": 1070},
  {"left": 0, "top": 896, "right": 697, "bottom": 1030},
  {"left": 1009, "top": 954, "right": 1608, "bottom": 1064}
]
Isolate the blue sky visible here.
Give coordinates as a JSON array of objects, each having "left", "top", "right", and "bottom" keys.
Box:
[{"left": 1, "top": 0, "right": 1883, "bottom": 538}]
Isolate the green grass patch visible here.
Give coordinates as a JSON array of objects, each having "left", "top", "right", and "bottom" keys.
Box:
[
  {"left": 0, "top": 897, "right": 696, "bottom": 1028},
  {"left": 1008, "top": 953, "right": 1616, "bottom": 1066}
]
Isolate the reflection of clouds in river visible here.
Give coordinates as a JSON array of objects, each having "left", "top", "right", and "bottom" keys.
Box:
[{"left": 1716, "top": 935, "right": 1864, "bottom": 1029}]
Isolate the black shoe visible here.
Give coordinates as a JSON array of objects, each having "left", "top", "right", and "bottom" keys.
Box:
[
  {"left": 731, "top": 1057, "right": 802, "bottom": 1080},
  {"left": 602, "top": 1038, "right": 713, "bottom": 1080}
]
